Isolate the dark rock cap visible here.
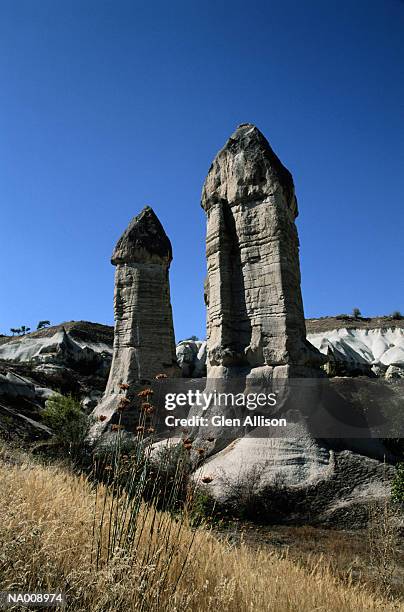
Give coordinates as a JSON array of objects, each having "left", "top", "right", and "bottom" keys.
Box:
[
  {"left": 202, "top": 123, "right": 297, "bottom": 215},
  {"left": 111, "top": 206, "right": 172, "bottom": 265}
]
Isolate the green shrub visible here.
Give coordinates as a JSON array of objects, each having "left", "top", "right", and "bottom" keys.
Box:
[
  {"left": 390, "top": 310, "right": 403, "bottom": 320},
  {"left": 147, "top": 442, "right": 192, "bottom": 511},
  {"left": 392, "top": 463, "right": 404, "bottom": 504},
  {"left": 91, "top": 437, "right": 192, "bottom": 514},
  {"left": 42, "top": 394, "right": 90, "bottom": 461},
  {"left": 189, "top": 486, "right": 218, "bottom": 526}
]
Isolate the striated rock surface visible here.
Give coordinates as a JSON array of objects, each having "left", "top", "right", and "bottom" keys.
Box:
[
  {"left": 187, "top": 125, "right": 398, "bottom": 525},
  {"left": 91, "top": 207, "right": 179, "bottom": 437},
  {"left": 202, "top": 123, "right": 324, "bottom": 378},
  {"left": 193, "top": 441, "right": 396, "bottom": 528},
  {"left": 189, "top": 123, "right": 326, "bottom": 461}
]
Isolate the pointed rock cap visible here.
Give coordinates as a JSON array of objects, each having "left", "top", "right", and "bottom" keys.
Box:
[
  {"left": 111, "top": 206, "right": 172, "bottom": 265},
  {"left": 202, "top": 123, "right": 297, "bottom": 216}
]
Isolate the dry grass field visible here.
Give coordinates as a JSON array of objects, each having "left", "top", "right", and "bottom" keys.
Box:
[
  {"left": 0, "top": 443, "right": 402, "bottom": 612},
  {"left": 216, "top": 519, "right": 404, "bottom": 602}
]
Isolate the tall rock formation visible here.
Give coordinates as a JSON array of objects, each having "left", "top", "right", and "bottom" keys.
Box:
[
  {"left": 189, "top": 123, "right": 325, "bottom": 454},
  {"left": 202, "top": 123, "right": 323, "bottom": 378},
  {"left": 91, "top": 206, "right": 179, "bottom": 436},
  {"left": 191, "top": 126, "right": 394, "bottom": 527}
]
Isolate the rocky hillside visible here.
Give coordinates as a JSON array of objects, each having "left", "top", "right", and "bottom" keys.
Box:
[
  {"left": 1, "top": 317, "right": 403, "bottom": 379},
  {"left": 307, "top": 317, "right": 404, "bottom": 378},
  {"left": 177, "top": 316, "right": 404, "bottom": 379},
  {"left": 0, "top": 317, "right": 403, "bottom": 441},
  {"left": 0, "top": 322, "right": 113, "bottom": 441},
  {"left": 306, "top": 315, "right": 404, "bottom": 333},
  {"left": 0, "top": 320, "right": 113, "bottom": 350}
]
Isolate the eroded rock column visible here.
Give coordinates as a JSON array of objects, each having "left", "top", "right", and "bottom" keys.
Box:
[
  {"left": 191, "top": 126, "right": 391, "bottom": 522},
  {"left": 91, "top": 206, "right": 179, "bottom": 435},
  {"left": 202, "top": 123, "right": 323, "bottom": 378}
]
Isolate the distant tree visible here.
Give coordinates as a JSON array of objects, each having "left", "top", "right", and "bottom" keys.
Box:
[
  {"left": 37, "top": 320, "right": 51, "bottom": 330},
  {"left": 20, "top": 325, "right": 30, "bottom": 335},
  {"left": 12, "top": 328, "right": 22, "bottom": 335},
  {"left": 352, "top": 308, "right": 361, "bottom": 319},
  {"left": 391, "top": 311, "right": 403, "bottom": 320},
  {"left": 10, "top": 328, "right": 17, "bottom": 336}
]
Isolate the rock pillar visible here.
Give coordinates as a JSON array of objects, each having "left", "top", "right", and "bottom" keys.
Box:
[
  {"left": 202, "top": 123, "right": 323, "bottom": 378},
  {"left": 91, "top": 206, "right": 179, "bottom": 436}
]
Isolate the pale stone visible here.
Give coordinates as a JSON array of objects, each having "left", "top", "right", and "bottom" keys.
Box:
[
  {"left": 202, "top": 123, "right": 324, "bottom": 377},
  {"left": 189, "top": 126, "right": 396, "bottom": 525},
  {"left": 385, "top": 364, "right": 404, "bottom": 380},
  {"left": 91, "top": 206, "right": 179, "bottom": 437}
]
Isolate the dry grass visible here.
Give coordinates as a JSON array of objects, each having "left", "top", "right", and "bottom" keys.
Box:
[
  {"left": 217, "top": 521, "right": 404, "bottom": 601},
  {"left": 0, "top": 446, "right": 402, "bottom": 611}
]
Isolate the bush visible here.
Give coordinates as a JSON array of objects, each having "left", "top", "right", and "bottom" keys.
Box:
[
  {"left": 214, "top": 463, "right": 296, "bottom": 522},
  {"left": 147, "top": 442, "right": 192, "bottom": 511},
  {"left": 352, "top": 307, "right": 362, "bottom": 319},
  {"left": 91, "top": 436, "right": 192, "bottom": 514},
  {"left": 42, "top": 394, "right": 91, "bottom": 462},
  {"left": 392, "top": 463, "right": 404, "bottom": 504},
  {"left": 390, "top": 311, "right": 403, "bottom": 320},
  {"left": 189, "top": 485, "right": 218, "bottom": 526}
]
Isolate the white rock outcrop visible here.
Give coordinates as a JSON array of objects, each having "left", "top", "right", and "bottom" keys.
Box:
[
  {"left": 176, "top": 327, "right": 404, "bottom": 379},
  {"left": 308, "top": 327, "right": 404, "bottom": 376},
  {"left": 0, "top": 327, "right": 111, "bottom": 369}
]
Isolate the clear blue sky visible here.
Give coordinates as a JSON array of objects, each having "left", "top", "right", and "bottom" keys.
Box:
[{"left": 1, "top": 0, "right": 403, "bottom": 340}]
